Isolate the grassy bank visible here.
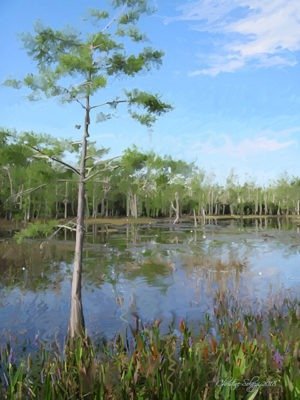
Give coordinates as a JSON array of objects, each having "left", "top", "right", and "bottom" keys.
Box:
[{"left": 1, "top": 293, "right": 299, "bottom": 399}]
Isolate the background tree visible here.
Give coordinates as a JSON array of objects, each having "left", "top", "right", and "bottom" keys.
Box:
[
  {"left": 6, "top": 0, "right": 172, "bottom": 339},
  {"left": 119, "top": 146, "right": 148, "bottom": 218},
  {"left": 3, "top": 130, "right": 300, "bottom": 222}
]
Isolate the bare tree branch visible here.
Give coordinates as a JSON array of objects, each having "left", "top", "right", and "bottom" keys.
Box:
[
  {"left": 62, "top": 87, "right": 86, "bottom": 109},
  {"left": 90, "top": 99, "right": 127, "bottom": 110},
  {"left": 8, "top": 183, "right": 47, "bottom": 202},
  {"left": 84, "top": 159, "right": 120, "bottom": 182},
  {"left": 28, "top": 145, "right": 80, "bottom": 175},
  {"left": 2, "top": 166, "right": 14, "bottom": 198},
  {"left": 100, "top": 4, "right": 126, "bottom": 34},
  {"left": 39, "top": 218, "right": 77, "bottom": 249}
]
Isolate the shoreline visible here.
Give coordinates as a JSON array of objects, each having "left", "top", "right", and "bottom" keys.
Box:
[{"left": 1, "top": 213, "right": 300, "bottom": 233}]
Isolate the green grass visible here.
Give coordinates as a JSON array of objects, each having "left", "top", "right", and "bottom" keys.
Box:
[{"left": 1, "top": 293, "right": 299, "bottom": 399}]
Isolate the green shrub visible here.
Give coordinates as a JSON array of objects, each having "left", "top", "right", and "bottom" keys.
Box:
[{"left": 14, "top": 221, "right": 57, "bottom": 244}]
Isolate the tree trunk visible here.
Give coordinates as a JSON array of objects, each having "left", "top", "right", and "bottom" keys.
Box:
[
  {"left": 64, "top": 181, "right": 69, "bottom": 219},
  {"left": 259, "top": 199, "right": 262, "bottom": 216},
  {"left": 4, "top": 166, "right": 14, "bottom": 198},
  {"left": 100, "top": 197, "right": 105, "bottom": 217},
  {"left": 3, "top": 167, "right": 14, "bottom": 220},
  {"left": 208, "top": 190, "right": 212, "bottom": 215},
  {"left": 105, "top": 199, "right": 109, "bottom": 217},
  {"left": 25, "top": 193, "right": 31, "bottom": 222},
  {"left": 193, "top": 208, "right": 197, "bottom": 227},
  {"left": 85, "top": 193, "right": 90, "bottom": 218},
  {"left": 126, "top": 193, "right": 130, "bottom": 217},
  {"left": 128, "top": 190, "right": 138, "bottom": 218},
  {"left": 264, "top": 195, "right": 268, "bottom": 216},
  {"left": 171, "top": 191, "right": 180, "bottom": 224},
  {"left": 68, "top": 94, "right": 90, "bottom": 339},
  {"left": 133, "top": 194, "right": 137, "bottom": 218},
  {"left": 202, "top": 207, "right": 206, "bottom": 224},
  {"left": 277, "top": 201, "right": 281, "bottom": 216},
  {"left": 92, "top": 186, "right": 97, "bottom": 218},
  {"left": 55, "top": 184, "right": 59, "bottom": 219},
  {"left": 255, "top": 193, "right": 258, "bottom": 215},
  {"left": 214, "top": 203, "right": 218, "bottom": 216}
]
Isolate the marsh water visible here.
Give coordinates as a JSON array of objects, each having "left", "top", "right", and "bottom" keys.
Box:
[{"left": 1, "top": 218, "right": 300, "bottom": 346}]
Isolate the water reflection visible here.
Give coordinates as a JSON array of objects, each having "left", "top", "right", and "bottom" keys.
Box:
[{"left": 0, "top": 218, "right": 299, "bottom": 345}]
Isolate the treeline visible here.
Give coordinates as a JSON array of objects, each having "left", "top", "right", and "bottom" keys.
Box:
[{"left": 1, "top": 129, "right": 300, "bottom": 222}]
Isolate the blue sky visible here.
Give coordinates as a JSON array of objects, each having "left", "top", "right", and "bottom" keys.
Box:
[{"left": 1, "top": 0, "right": 300, "bottom": 184}]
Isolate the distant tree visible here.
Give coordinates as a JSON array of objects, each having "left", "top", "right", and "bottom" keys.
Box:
[
  {"left": 6, "top": 0, "right": 172, "bottom": 339},
  {"left": 225, "top": 169, "right": 240, "bottom": 215},
  {"left": 119, "top": 146, "right": 148, "bottom": 218}
]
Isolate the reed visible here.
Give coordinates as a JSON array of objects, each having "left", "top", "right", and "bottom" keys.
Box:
[{"left": 0, "top": 293, "right": 299, "bottom": 399}]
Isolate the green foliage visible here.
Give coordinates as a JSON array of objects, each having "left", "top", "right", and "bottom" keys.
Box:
[
  {"left": 88, "top": 9, "right": 110, "bottom": 20},
  {"left": 5, "top": 1, "right": 171, "bottom": 124},
  {"left": 116, "top": 26, "right": 147, "bottom": 41},
  {"left": 57, "top": 50, "right": 93, "bottom": 75},
  {"left": 121, "top": 146, "right": 148, "bottom": 171},
  {"left": 2, "top": 127, "right": 300, "bottom": 221},
  {"left": 0, "top": 294, "right": 299, "bottom": 399},
  {"left": 20, "top": 131, "right": 70, "bottom": 158},
  {"left": 14, "top": 220, "right": 57, "bottom": 244},
  {"left": 106, "top": 48, "right": 163, "bottom": 76},
  {"left": 126, "top": 89, "right": 173, "bottom": 126},
  {"left": 3, "top": 79, "right": 22, "bottom": 89},
  {"left": 89, "top": 32, "right": 121, "bottom": 52},
  {"left": 127, "top": 89, "right": 172, "bottom": 112},
  {"left": 22, "top": 23, "right": 80, "bottom": 66},
  {"left": 113, "top": 0, "right": 152, "bottom": 19}
]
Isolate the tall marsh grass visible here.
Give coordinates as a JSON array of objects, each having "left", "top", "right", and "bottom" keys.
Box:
[{"left": 0, "top": 293, "right": 299, "bottom": 399}]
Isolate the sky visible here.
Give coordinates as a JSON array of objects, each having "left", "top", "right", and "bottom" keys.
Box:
[{"left": 1, "top": 0, "right": 300, "bottom": 184}]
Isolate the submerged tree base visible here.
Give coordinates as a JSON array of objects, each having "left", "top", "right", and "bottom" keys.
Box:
[{"left": 1, "top": 293, "right": 299, "bottom": 399}]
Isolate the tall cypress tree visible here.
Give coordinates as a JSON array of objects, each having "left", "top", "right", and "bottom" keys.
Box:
[{"left": 6, "top": 0, "right": 172, "bottom": 339}]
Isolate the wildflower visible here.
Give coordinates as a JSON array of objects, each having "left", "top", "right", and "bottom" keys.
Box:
[
  {"left": 179, "top": 319, "right": 186, "bottom": 333},
  {"left": 273, "top": 350, "right": 284, "bottom": 369}
]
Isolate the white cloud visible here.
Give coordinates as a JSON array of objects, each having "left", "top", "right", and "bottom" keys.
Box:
[
  {"left": 96, "top": 132, "right": 117, "bottom": 140},
  {"left": 171, "top": 0, "right": 300, "bottom": 75},
  {"left": 197, "top": 135, "right": 295, "bottom": 157},
  {"left": 189, "top": 57, "right": 245, "bottom": 76}
]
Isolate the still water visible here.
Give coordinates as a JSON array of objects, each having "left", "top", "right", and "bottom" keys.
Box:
[{"left": 1, "top": 218, "right": 300, "bottom": 345}]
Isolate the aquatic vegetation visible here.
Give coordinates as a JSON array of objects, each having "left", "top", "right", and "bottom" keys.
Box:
[
  {"left": 14, "top": 221, "right": 57, "bottom": 244},
  {"left": 0, "top": 294, "right": 299, "bottom": 399}
]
